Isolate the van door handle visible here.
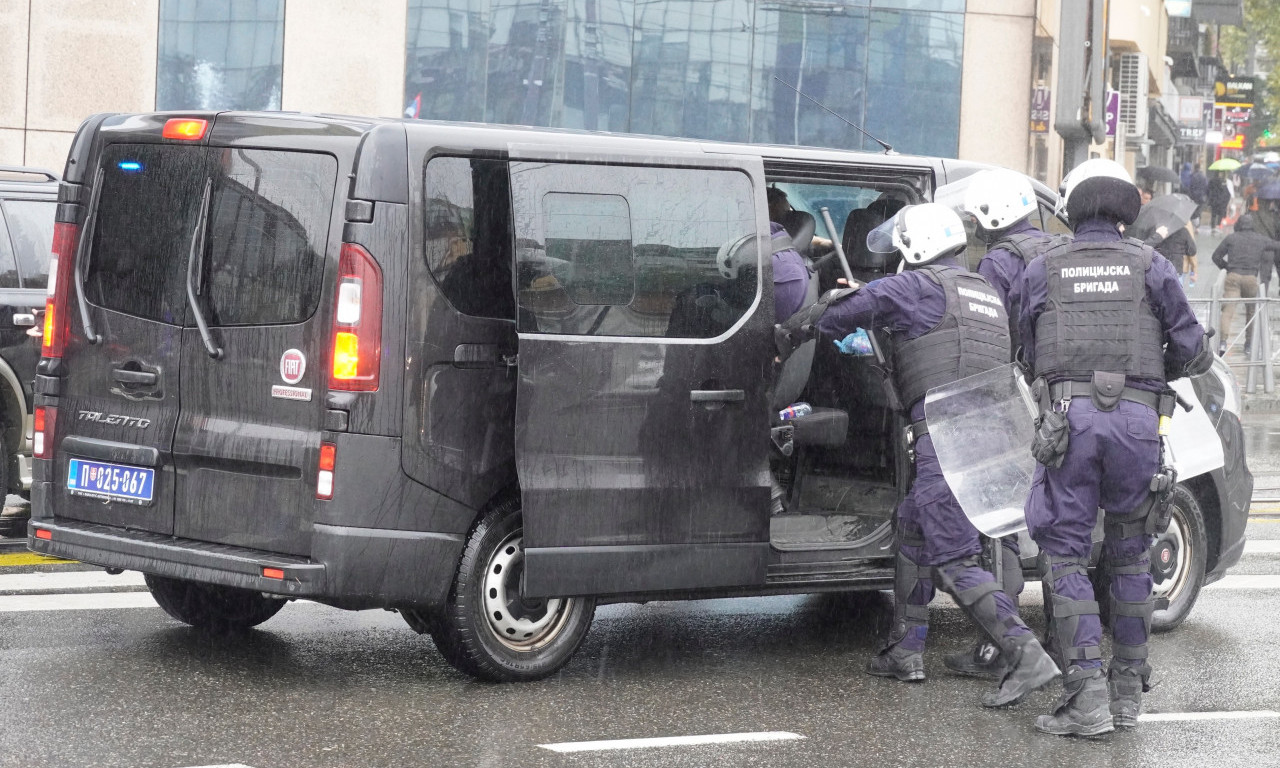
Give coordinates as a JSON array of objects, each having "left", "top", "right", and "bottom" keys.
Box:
[
  {"left": 113, "top": 369, "right": 158, "bottom": 386},
  {"left": 690, "top": 389, "right": 745, "bottom": 403}
]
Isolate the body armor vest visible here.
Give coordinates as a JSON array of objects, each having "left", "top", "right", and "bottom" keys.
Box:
[
  {"left": 893, "top": 266, "right": 1011, "bottom": 409},
  {"left": 1032, "top": 239, "right": 1165, "bottom": 382},
  {"left": 988, "top": 231, "right": 1066, "bottom": 354}
]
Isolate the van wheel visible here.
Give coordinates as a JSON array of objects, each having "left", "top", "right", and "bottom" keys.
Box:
[
  {"left": 144, "top": 574, "right": 286, "bottom": 633},
  {"left": 430, "top": 499, "right": 595, "bottom": 682},
  {"left": 1092, "top": 484, "right": 1207, "bottom": 634}
]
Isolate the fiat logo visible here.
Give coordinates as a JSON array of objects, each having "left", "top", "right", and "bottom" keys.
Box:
[
  {"left": 1161, "top": 549, "right": 1171, "bottom": 564},
  {"left": 280, "top": 349, "right": 306, "bottom": 385}
]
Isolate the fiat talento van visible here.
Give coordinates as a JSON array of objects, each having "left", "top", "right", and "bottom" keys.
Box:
[{"left": 29, "top": 112, "right": 1251, "bottom": 681}]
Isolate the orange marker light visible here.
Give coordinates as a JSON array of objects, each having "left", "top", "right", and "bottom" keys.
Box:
[
  {"left": 262, "top": 567, "right": 285, "bottom": 580},
  {"left": 162, "top": 118, "right": 208, "bottom": 140},
  {"left": 34, "top": 529, "right": 52, "bottom": 540},
  {"left": 332, "top": 331, "right": 359, "bottom": 380}
]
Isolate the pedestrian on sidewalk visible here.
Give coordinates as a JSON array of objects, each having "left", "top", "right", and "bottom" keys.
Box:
[
  {"left": 1147, "top": 221, "right": 1197, "bottom": 289},
  {"left": 1212, "top": 214, "right": 1280, "bottom": 353},
  {"left": 1208, "top": 172, "right": 1231, "bottom": 234}
]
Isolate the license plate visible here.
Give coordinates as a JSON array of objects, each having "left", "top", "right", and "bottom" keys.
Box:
[{"left": 67, "top": 458, "right": 155, "bottom": 505}]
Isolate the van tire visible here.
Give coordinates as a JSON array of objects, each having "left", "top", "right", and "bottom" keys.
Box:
[
  {"left": 1091, "top": 484, "right": 1207, "bottom": 634},
  {"left": 144, "top": 574, "right": 286, "bottom": 633},
  {"left": 430, "top": 499, "right": 596, "bottom": 682}
]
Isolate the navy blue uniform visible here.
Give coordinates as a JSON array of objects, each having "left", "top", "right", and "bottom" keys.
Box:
[
  {"left": 1018, "top": 218, "right": 1204, "bottom": 671},
  {"left": 817, "top": 255, "right": 1030, "bottom": 653},
  {"left": 772, "top": 222, "right": 809, "bottom": 322}
]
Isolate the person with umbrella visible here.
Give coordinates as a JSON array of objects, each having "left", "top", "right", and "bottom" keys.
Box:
[
  {"left": 1207, "top": 171, "right": 1232, "bottom": 234},
  {"left": 1129, "top": 192, "right": 1199, "bottom": 286},
  {"left": 1212, "top": 213, "right": 1280, "bottom": 353}
]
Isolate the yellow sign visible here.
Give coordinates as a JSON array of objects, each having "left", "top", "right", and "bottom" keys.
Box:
[{"left": 1221, "top": 133, "right": 1245, "bottom": 149}]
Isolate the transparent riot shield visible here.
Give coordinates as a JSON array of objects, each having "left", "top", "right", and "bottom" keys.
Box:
[{"left": 923, "top": 363, "right": 1036, "bottom": 537}]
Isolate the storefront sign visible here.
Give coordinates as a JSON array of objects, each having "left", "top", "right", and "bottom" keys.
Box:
[
  {"left": 1030, "top": 86, "right": 1051, "bottom": 133},
  {"left": 1105, "top": 91, "right": 1120, "bottom": 137}
]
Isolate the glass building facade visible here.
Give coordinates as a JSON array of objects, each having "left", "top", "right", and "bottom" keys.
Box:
[
  {"left": 157, "top": 0, "right": 285, "bottom": 112},
  {"left": 405, "top": 0, "right": 965, "bottom": 157}
]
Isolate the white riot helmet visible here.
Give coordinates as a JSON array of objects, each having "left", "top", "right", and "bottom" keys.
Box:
[
  {"left": 962, "top": 168, "right": 1037, "bottom": 232},
  {"left": 1057, "top": 158, "right": 1140, "bottom": 227},
  {"left": 867, "top": 202, "right": 968, "bottom": 267},
  {"left": 716, "top": 233, "right": 757, "bottom": 280}
]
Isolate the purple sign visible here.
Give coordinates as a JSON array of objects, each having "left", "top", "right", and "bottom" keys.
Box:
[
  {"left": 1030, "top": 86, "right": 1051, "bottom": 133},
  {"left": 1105, "top": 91, "right": 1120, "bottom": 137}
]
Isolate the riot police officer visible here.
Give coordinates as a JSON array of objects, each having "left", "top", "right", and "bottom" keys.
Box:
[
  {"left": 1018, "top": 159, "right": 1213, "bottom": 736},
  {"left": 781, "top": 203, "right": 1059, "bottom": 707},
  {"left": 938, "top": 169, "right": 1063, "bottom": 681}
]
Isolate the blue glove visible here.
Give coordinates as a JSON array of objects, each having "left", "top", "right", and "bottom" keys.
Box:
[{"left": 834, "top": 329, "right": 874, "bottom": 356}]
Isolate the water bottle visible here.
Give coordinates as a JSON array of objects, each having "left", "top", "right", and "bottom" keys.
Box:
[{"left": 778, "top": 402, "right": 813, "bottom": 421}]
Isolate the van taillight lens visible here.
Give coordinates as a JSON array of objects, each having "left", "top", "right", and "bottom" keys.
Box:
[
  {"left": 42, "top": 223, "right": 79, "bottom": 358},
  {"left": 34, "top": 406, "right": 56, "bottom": 459},
  {"left": 329, "top": 243, "right": 382, "bottom": 391},
  {"left": 316, "top": 442, "right": 336, "bottom": 499},
  {"left": 162, "top": 118, "right": 208, "bottom": 140}
]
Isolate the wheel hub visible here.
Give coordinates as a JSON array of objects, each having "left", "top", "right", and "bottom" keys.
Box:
[
  {"left": 1152, "top": 540, "right": 1178, "bottom": 582},
  {"left": 481, "top": 533, "right": 572, "bottom": 651},
  {"left": 1151, "top": 507, "right": 1189, "bottom": 598}
]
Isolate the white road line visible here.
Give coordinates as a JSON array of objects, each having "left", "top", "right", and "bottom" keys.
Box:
[
  {"left": 0, "top": 570, "right": 147, "bottom": 593},
  {"left": 538, "top": 732, "right": 805, "bottom": 753},
  {"left": 1204, "top": 574, "right": 1280, "bottom": 590},
  {"left": 1243, "top": 540, "right": 1280, "bottom": 554},
  {"left": 1139, "top": 710, "right": 1280, "bottom": 723},
  {"left": 0, "top": 591, "right": 157, "bottom": 612}
]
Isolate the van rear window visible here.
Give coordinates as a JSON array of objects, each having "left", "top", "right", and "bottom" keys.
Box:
[
  {"left": 203, "top": 148, "right": 336, "bottom": 326},
  {"left": 88, "top": 143, "right": 208, "bottom": 325}
]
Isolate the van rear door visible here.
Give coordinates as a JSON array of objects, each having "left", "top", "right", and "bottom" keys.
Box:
[
  {"left": 171, "top": 125, "right": 346, "bottom": 556},
  {"left": 55, "top": 138, "right": 206, "bottom": 535},
  {"left": 507, "top": 146, "right": 774, "bottom": 598}
]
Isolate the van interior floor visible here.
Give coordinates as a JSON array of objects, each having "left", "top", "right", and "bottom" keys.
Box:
[{"left": 770, "top": 474, "right": 897, "bottom": 548}]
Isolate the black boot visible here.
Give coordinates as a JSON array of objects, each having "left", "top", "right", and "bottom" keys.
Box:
[
  {"left": 943, "top": 641, "right": 1005, "bottom": 680},
  {"left": 981, "top": 634, "right": 1060, "bottom": 707},
  {"left": 866, "top": 644, "right": 925, "bottom": 682},
  {"left": 1036, "top": 666, "right": 1115, "bottom": 737},
  {"left": 1109, "top": 662, "right": 1152, "bottom": 728}
]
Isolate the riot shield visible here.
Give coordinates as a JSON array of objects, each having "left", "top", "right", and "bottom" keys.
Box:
[{"left": 923, "top": 363, "right": 1036, "bottom": 538}]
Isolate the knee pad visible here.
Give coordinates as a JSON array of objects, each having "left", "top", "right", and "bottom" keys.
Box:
[
  {"left": 1038, "top": 552, "right": 1102, "bottom": 667},
  {"left": 1107, "top": 547, "right": 1154, "bottom": 661},
  {"left": 1001, "top": 542, "right": 1025, "bottom": 598}
]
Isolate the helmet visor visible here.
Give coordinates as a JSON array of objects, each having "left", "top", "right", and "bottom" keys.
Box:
[{"left": 866, "top": 212, "right": 901, "bottom": 254}]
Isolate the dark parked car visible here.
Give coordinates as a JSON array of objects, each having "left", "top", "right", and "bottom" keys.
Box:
[
  {"left": 0, "top": 166, "right": 57, "bottom": 535},
  {"left": 28, "top": 113, "right": 1251, "bottom": 680}
]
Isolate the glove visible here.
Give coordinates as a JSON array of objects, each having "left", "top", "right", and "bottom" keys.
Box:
[
  {"left": 1030, "top": 410, "right": 1070, "bottom": 468},
  {"left": 1178, "top": 328, "right": 1217, "bottom": 378}
]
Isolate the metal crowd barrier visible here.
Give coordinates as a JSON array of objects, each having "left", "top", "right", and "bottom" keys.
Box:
[{"left": 1194, "top": 273, "right": 1276, "bottom": 394}]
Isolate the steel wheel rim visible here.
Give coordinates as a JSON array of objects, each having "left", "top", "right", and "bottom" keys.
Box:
[
  {"left": 1151, "top": 504, "right": 1191, "bottom": 603},
  {"left": 481, "top": 532, "right": 573, "bottom": 651}
]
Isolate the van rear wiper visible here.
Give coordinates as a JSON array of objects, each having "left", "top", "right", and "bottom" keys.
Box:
[
  {"left": 185, "top": 178, "right": 222, "bottom": 359},
  {"left": 73, "top": 167, "right": 104, "bottom": 345}
]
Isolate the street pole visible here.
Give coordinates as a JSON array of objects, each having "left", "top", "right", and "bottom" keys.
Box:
[{"left": 1055, "top": 0, "right": 1108, "bottom": 175}]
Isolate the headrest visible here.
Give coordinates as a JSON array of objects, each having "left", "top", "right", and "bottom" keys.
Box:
[{"left": 779, "top": 210, "right": 816, "bottom": 259}]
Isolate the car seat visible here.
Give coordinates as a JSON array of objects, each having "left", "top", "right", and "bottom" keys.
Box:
[
  {"left": 773, "top": 266, "right": 848, "bottom": 448},
  {"left": 779, "top": 209, "right": 817, "bottom": 262}
]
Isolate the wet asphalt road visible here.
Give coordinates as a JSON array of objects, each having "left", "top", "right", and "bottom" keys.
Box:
[{"left": 4, "top": 517, "right": 1280, "bottom": 768}]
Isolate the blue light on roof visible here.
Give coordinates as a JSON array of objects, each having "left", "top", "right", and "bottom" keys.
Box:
[{"left": 117, "top": 161, "right": 143, "bottom": 172}]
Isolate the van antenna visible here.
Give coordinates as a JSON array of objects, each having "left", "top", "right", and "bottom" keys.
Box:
[{"left": 772, "top": 76, "right": 896, "bottom": 155}]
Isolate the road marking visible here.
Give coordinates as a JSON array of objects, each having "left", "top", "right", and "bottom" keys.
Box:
[
  {"left": 0, "top": 591, "right": 157, "bottom": 612},
  {"left": 0, "top": 551, "right": 73, "bottom": 567},
  {"left": 1244, "top": 540, "right": 1280, "bottom": 553},
  {"left": 1139, "top": 710, "right": 1280, "bottom": 723},
  {"left": 1204, "top": 575, "right": 1280, "bottom": 590},
  {"left": 0, "top": 570, "right": 146, "bottom": 594},
  {"left": 538, "top": 732, "right": 805, "bottom": 753},
  {"left": 179, "top": 764, "right": 258, "bottom": 768}
]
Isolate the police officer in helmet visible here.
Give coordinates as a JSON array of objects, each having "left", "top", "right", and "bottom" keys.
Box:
[
  {"left": 1019, "top": 159, "right": 1213, "bottom": 736},
  {"left": 781, "top": 203, "right": 1060, "bottom": 707},
  {"left": 937, "top": 168, "right": 1062, "bottom": 681}
]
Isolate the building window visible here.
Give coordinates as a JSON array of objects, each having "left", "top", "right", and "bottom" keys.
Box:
[{"left": 157, "top": 0, "right": 284, "bottom": 111}]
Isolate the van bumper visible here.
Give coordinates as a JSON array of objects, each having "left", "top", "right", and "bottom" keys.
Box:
[
  {"left": 28, "top": 518, "right": 325, "bottom": 597},
  {"left": 26, "top": 517, "right": 465, "bottom": 609}
]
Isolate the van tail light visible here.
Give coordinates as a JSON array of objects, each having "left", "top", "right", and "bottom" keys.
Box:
[
  {"left": 329, "top": 243, "right": 382, "bottom": 391},
  {"left": 42, "top": 223, "right": 79, "bottom": 358},
  {"left": 316, "top": 442, "right": 336, "bottom": 499},
  {"left": 34, "top": 406, "right": 56, "bottom": 460}
]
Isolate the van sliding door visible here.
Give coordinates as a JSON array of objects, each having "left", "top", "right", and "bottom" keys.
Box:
[{"left": 508, "top": 147, "right": 774, "bottom": 598}]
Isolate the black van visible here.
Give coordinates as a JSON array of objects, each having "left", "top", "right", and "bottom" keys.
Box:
[
  {"left": 0, "top": 166, "right": 59, "bottom": 534},
  {"left": 29, "top": 112, "right": 1251, "bottom": 681}
]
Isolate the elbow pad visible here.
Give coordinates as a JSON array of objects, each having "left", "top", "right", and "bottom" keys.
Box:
[{"left": 1181, "top": 329, "right": 1217, "bottom": 378}]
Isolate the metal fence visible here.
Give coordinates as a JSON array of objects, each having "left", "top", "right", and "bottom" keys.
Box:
[{"left": 1192, "top": 272, "right": 1276, "bottom": 394}]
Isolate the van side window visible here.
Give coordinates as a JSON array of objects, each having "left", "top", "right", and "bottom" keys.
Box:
[
  {"left": 423, "top": 157, "right": 515, "bottom": 320},
  {"left": 0, "top": 208, "right": 20, "bottom": 289},
  {"left": 511, "top": 162, "right": 758, "bottom": 338},
  {"left": 2, "top": 200, "right": 55, "bottom": 289},
  {"left": 204, "top": 148, "right": 336, "bottom": 326}
]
